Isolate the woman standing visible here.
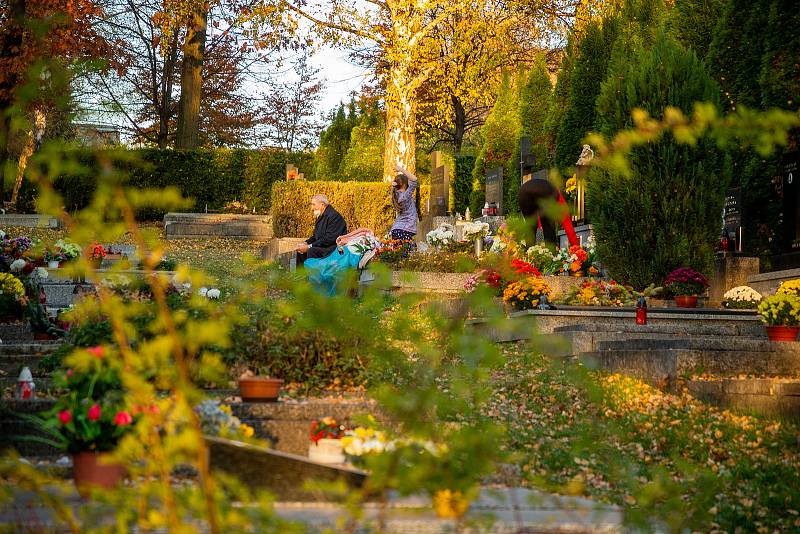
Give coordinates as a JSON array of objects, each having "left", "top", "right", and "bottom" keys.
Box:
[{"left": 390, "top": 164, "right": 421, "bottom": 243}]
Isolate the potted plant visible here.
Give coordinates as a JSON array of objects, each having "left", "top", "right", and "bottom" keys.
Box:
[
  {"left": 758, "top": 293, "right": 800, "bottom": 341},
  {"left": 0, "top": 272, "right": 27, "bottom": 323},
  {"left": 723, "top": 286, "right": 762, "bottom": 309},
  {"left": 308, "top": 416, "right": 346, "bottom": 464},
  {"left": 664, "top": 267, "right": 708, "bottom": 308},
  {"left": 39, "top": 345, "right": 136, "bottom": 495},
  {"left": 87, "top": 243, "right": 106, "bottom": 269},
  {"left": 238, "top": 370, "right": 283, "bottom": 402},
  {"left": 44, "top": 247, "right": 65, "bottom": 269}
]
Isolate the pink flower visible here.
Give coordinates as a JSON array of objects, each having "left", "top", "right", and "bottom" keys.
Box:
[
  {"left": 66, "top": 369, "right": 74, "bottom": 379},
  {"left": 86, "top": 346, "right": 104, "bottom": 359},
  {"left": 87, "top": 404, "right": 101, "bottom": 421},
  {"left": 113, "top": 411, "right": 133, "bottom": 426},
  {"left": 58, "top": 410, "right": 72, "bottom": 424}
]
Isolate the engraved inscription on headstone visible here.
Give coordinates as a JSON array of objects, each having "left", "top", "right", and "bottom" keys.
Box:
[
  {"left": 430, "top": 164, "right": 449, "bottom": 217},
  {"left": 485, "top": 167, "right": 503, "bottom": 215},
  {"left": 783, "top": 153, "right": 800, "bottom": 252}
]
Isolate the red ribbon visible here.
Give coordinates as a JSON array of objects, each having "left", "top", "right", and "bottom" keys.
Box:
[{"left": 536, "top": 192, "right": 579, "bottom": 247}]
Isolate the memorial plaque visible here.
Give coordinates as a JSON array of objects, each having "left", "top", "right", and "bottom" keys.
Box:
[
  {"left": 430, "top": 164, "right": 449, "bottom": 217},
  {"left": 723, "top": 188, "right": 743, "bottom": 253},
  {"left": 783, "top": 153, "right": 800, "bottom": 252},
  {"left": 486, "top": 167, "right": 503, "bottom": 215}
]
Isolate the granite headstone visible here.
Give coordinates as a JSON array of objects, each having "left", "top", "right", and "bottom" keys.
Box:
[{"left": 485, "top": 167, "right": 503, "bottom": 215}]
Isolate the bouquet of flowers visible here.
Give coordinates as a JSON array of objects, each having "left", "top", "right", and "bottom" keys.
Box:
[
  {"left": 510, "top": 258, "right": 541, "bottom": 277},
  {"left": 310, "top": 416, "right": 346, "bottom": 444},
  {"left": 555, "top": 245, "right": 586, "bottom": 274},
  {"left": 196, "top": 400, "right": 255, "bottom": 439},
  {"left": 426, "top": 224, "right": 455, "bottom": 248},
  {"left": 87, "top": 243, "right": 107, "bottom": 260},
  {"left": 758, "top": 293, "right": 800, "bottom": 326},
  {"left": 55, "top": 239, "right": 81, "bottom": 260},
  {"left": 342, "top": 426, "right": 446, "bottom": 466},
  {"left": 376, "top": 239, "right": 415, "bottom": 264},
  {"left": 464, "top": 268, "right": 503, "bottom": 295},
  {"left": 723, "top": 286, "right": 762, "bottom": 309},
  {"left": 462, "top": 221, "right": 490, "bottom": 241},
  {"left": 564, "top": 174, "right": 578, "bottom": 202},
  {"left": 502, "top": 277, "right": 552, "bottom": 311},
  {"left": 525, "top": 244, "right": 557, "bottom": 274},
  {"left": 558, "top": 279, "right": 636, "bottom": 307},
  {"left": 664, "top": 267, "right": 708, "bottom": 297}
]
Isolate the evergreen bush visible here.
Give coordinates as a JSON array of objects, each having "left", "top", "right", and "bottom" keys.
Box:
[
  {"left": 18, "top": 147, "right": 314, "bottom": 217},
  {"left": 588, "top": 32, "right": 725, "bottom": 289}
]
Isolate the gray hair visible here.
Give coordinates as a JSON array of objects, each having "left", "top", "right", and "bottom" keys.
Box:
[{"left": 311, "top": 194, "right": 329, "bottom": 205}]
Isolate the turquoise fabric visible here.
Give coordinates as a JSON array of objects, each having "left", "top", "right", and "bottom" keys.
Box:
[{"left": 305, "top": 247, "right": 362, "bottom": 296}]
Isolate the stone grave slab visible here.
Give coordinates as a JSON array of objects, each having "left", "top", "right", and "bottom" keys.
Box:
[
  {"left": 261, "top": 238, "right": 306, "bottom": 261},
  {"left": 207, "top": 436, "right": 367, "bottom": 501},
  {"left": 485, "top": 167, "right": 503, "bottom": 215},
  {"left": 164, "top": 213, "right": 272, "bottom": 239},
  {"left": 0, "top": 214, "right": 61, "bottom": 229}
]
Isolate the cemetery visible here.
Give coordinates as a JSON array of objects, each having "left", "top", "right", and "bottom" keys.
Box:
[{"left": 1, "top": 0, "right": 799, "bottom": 532}]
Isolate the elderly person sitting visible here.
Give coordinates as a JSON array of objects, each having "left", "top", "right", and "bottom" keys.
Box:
[
  {"left": 304, "top": 228, "right": 380, "bottom": 296},
  {"left": 296, "top": 194, "right": 347, "bottom": 267}
]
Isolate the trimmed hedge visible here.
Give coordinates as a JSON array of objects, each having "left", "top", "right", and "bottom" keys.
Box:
[
  {"left": 272, "top": 180, "right": 430, "bottom": 238},
  {"left": 18, "top": 147, "right": 314, "bottom": 218}
]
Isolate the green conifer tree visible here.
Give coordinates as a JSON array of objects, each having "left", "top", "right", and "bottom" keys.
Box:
[
  {"left": 588, "top": 31, "right": 725, "bottom": 288},
  {"left": 339, "top": 103, "right": 386, "bottom": 182}
]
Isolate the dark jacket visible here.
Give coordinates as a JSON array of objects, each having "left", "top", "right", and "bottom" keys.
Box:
[{"left": 306, "top": 205, "right": 348, "bottom": 258}]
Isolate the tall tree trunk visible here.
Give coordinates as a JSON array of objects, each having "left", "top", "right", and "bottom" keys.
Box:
[
  {"left": 11, "top": 107, "right": 45, "bottom": 206},
  {"left": 452, "top": 94, "right": 465, "bottom": 154},
  {"left": 175, "top": 2, "right": 208, "bottom": 149},
  {"left": 158, "top": 34, "right": 180, "bottom": 149},
  {"left": 0, "top": 0, "right": 27, "bottom": 202},
  {"left": 384, "top": 64, "right": 417, "bottom": 182}
]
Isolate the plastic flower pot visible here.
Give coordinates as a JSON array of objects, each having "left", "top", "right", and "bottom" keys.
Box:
[
  {"left": 765, "top": 325, "right": 800, "bottom": 342},
  {"left": 47, "top": 261, "right": 60, "bottom": 269},
  {"left": 72, "top": 451, "right": 126, "bottom": 497},
  {"left": 308, "top": 438, "right": 345, "bottom": 464},
  {"left": 238, "top": 377, "right": 283, "bottom": 402},
  {"left": 674, "top": 295, "right": 699, "bottom": 308}
]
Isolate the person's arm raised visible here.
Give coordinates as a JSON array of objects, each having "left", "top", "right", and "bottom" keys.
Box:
[{"left": 395, "top": 163, "right": 418, "bottom": 183}]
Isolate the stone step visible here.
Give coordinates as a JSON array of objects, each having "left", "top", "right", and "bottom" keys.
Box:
[
  {"left": 594, "top": 337, "right": 793, "bottom": 352},
  {"left": 687, "top": 378, "right": 800, "bottom": 419},
  {"left": 582, "top": 347, "right": 800, "bottom": 387},
  {"left": 0, "top": 323, "right": 34, "bottom": 343}
]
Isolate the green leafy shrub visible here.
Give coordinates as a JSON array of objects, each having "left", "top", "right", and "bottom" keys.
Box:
[
  {"left": 18, "top": 147, "right": 314, "bottom": 217},
  {"left": 588, "top": 32, "right": 725, "bottom": 289},
  {"left": 272, "top": 180, "right": 430, "bottom": 238},
  {"left": 452, "top": 154, "right": 475, "bottom": 215},
  {"left": 227, "top": 299, "right": 370, "bottom": 391}
]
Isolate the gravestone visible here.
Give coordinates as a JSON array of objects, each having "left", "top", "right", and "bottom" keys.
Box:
[
  {"left": 207, "top": 436, "right": 367, "bottom": 501},
  {"left": 485, "top": 167, "right": 503, "bottom": 215},
  {"left": 519, "top": 136, "right": 536, "bottom": 183},
  {"left": 429, "top": 151, "right": 449, "bottom": 217},
  {"left": 782, "top": 152, "right": 800, "bottom": 253},
  {"left": 723, "top": 188, "right": 743, "bottom": 253}
]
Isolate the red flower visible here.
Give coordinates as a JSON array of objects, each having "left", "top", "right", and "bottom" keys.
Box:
[
  {"left": 87, "top": 404, "right": 102, "bottom": 421},
  {"left": 113, "top": 411, "right": 133, "bottom": 426},
  {"left": 58, "top": 410, "right": 72, "bottom": 424},
  {"left": 22, "top": 262, "right": 34, "bottom": 275},
  {"left": 86, "top": 346, "right": 104, "bottom": 359}
]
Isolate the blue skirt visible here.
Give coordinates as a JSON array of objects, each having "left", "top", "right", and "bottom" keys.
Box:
[{"left": 305, "top": 247, "right": 362, "bottom": 296}]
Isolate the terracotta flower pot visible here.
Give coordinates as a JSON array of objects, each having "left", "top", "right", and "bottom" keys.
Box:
[
  {"left": 766, "top": 325, "right": 800, "bottom": 342},
  {"left": 674, "top": 295, "right": 699, "bottom": 308},
  {"left": 238, "top": 376, "right": 283, "bottom": 402},
  {"left": 72, "top": 451, "right": 126, "bottom": 496}
]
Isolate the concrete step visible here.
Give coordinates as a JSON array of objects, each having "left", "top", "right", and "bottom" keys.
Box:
[
  {"left": 594, "top": 337, "right": 794, "bottom": 352},
  {"left": 0, "top": 323, "right": 34, "bottom": 343},
  {"left": 582, "top": 347, "right": 800, "bottom": 387},
  {"left": 687, "top": 377, "right": 800, "bottom": 419},
  {"left": 0, "top": 343, "right": 64, "bottom": 382}
]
